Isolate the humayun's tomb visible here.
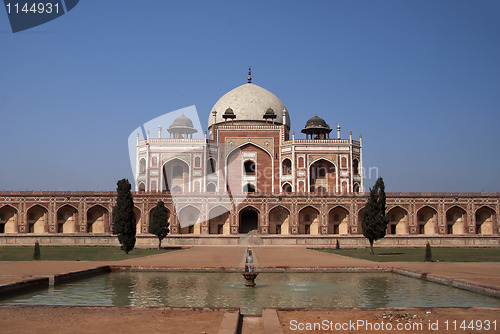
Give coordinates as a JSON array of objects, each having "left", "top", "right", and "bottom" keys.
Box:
[{"left": 0, "top": 71, "right": 498, "bottom": 247}]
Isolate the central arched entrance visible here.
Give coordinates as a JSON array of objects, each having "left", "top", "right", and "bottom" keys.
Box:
[
  {"left": 239, "top": 207, "right": 259, "bottom": 233},
  {"left": 162, "top": 158, "right": 190, "bottom": 192}
]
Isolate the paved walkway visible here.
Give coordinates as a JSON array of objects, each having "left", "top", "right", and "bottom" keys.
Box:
[
  {"left": 0, "top": 261, "right": 108, "bottom": 286},
  {"left": 117, "top": 246, "right": 247, "bottom": 269},
  {"left": 252, "top": 246, "right": 381, "bottom": 269}
]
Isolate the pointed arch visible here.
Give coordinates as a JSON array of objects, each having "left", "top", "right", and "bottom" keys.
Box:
[
  {"left": 446, "top": 205, "right": 467, "bottom": 215},
  {"left": 139, "top": 158, "right": 146, "bottom": 175},
  {"left": 0, "top": 205, "right": 18, "bottom": 234},
  {"left": 208, "top": 205, "right": 231, "bottom": 234},
  {"left": 475, "top": 206, "right": 496, "bottom": 234},
  {"left": 0, "top": 204, "right": 18, "bottom": 212},
  {"left": 387, "top": 206, "right": 408, "bottom": 235},
  {"left": 226, "top": 143, "right": 273, "bottom": 195},
  {"left": 206, "top": 182, "right": 216, "bottom": 192},
  {"left": 309, "top": 158, "right": 336, "bottom": 193},
  {"left": 227, "top": 142, "right": 272, "bottom": 159},
  {"left": 162, "top": 158, "right": 190, "bottom": 192},
  {"left": 138, "top": 182, "right": 146, "bottom": 192},
  {"left": 298, "top": 206, "right": 320, "bottom": 234},
  {"left": 282, "top": 158, "right": 292, "bottom": 175},
  {"left": 308, "top": 157, "right": 337, "bottom": 168},
  {"left": 475, "top": 204, "right": 496, "bottom": 214},
  {"left": 86, "top": 205, "right": 109, "bottom": 233},
  {"left": 416, "top": 205, "right": 437, "bottom": 235},
  {"left": 26, "top": 203, "right": 49, "bottom": 213},
  {"left": 445, "top": 205, "right": 467, "bottom": 234},
  {"left": 194, "top": 156, "right": 201, "bottom": 168},
  {"left": 151, "top": 156, "right": 158, "bottom": 168},
  {"left": 178, "top": 205, "right": 200, "bottom": 234},
  {"left": 56, "top": 203, "right": 78, "bottom": 212},
  {"left": 282, "top": 182, "right": 292, "bottom": 194},
  {"left": 328, "top": 206, "right": 350, "bottom": 234},
  {"left": 353, "top": 158, "right": 359, "bottom": 175},
  {"left": 269, "top": 206, "right": 290, "bottom": 235},
  {"left": 298, "top": 156, "right": 305, "bottom": 168},
  {"left": 56, "top": 204, "right": 78, "bottom": 233},
  {"left": 27, "top": 204, "right": 48, "bottom": 234},
  {"left": 239, "top": 206, "right": 260, "bottom": 233}
]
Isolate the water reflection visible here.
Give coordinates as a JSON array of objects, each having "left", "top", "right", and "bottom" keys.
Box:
[
  {"left": 362, "top": 276, "right": 390, "bottom": 308},
  {"left": 109, "top": 274, "right": 132, "bottom": 306},
  {"left": 2, "top": 272, "right": 500, "bottom": 314}
]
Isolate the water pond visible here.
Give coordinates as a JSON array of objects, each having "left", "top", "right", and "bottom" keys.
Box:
[{"left": 2, "top": 272, "right": 499, "bottom": 314}]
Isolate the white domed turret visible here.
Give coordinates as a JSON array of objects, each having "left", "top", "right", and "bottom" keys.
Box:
[
  {"left": 168, "top": 114, "right": 197, "bottom": 139},
  {"left": 208, "top": 83, "right": 290, "bottom": 128}
]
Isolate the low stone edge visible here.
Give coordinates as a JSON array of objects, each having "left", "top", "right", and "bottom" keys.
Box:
[
  {"left": 53, "top": 266, "right": 112, "bottom": 286},
  {"left": 0, "top": 277, "right": 49, "bottom": 296},
  {"left": 392, "top": 268, "right": 500, "bottom": 298}
]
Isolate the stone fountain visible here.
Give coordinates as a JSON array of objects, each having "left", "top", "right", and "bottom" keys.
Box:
[{"left": 243, "top": 247, "right": 258, "bottom": 287}]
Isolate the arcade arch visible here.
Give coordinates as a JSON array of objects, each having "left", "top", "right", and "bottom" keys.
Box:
[
  {"left": 27, "top": 205, "right": 48, "bottom": 234},
  {"left": 56, "top": 205, "right": 78, "bottom": 233},
  {"left": 475, "top": 206, "right": 495, "bottom": 234},
  {"left": 446, "top": 206, "right": 466, "bottom": 234},
  {"left": 387, "top": 206, "right": 408, "bottom": 235},
  {"left": 299, "top": 206, "right": 319, "bottom": 234},
  {"left": 178, "top": 206, "right": 200, "bottom": 234},
  {"left": 416, "top": 206, "right": 437, "bottom": 235},
  {"left": 239, "top": 207, "right": 259, "bottom": 233},
  {"left": 208, "top": 206, "right": 230, "bottom": 234},
  {"left": 86, "top": 205, "right": 108, "bottom": 233},
  {"left": 328, "top": 206, "right": 349, "bottom": 234},
  {"left": 269, "top": 206, "right": 290, "bottom": 235},
  {"left": 0, "top": 205, "right": 17, "bottom": 233}
]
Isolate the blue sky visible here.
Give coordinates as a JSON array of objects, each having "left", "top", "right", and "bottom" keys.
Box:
[{"left": 1, "top": 0, "right": 499, "bottom": 192}]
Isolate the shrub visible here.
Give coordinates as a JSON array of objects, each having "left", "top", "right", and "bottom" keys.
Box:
[
  {"left": 425, "top": 242, "right": 432, "bottom": 262},
  {"left": 33, "top": 241, "right": 41, "bottom": 260}
]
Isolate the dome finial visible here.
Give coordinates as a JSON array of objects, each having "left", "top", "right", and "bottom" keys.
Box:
[{"left": 247, "top": 66, "right": 252, "bottom": 83}]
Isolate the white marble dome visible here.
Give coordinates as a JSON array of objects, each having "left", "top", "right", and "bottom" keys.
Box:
[{"left": 208, "top": 83, "right": 290, "bottom": 128}]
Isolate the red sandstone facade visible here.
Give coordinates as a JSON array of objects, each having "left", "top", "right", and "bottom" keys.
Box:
[
  {"left": 0, "top": 76, "right": 498, "bottom": 243},
  {"left": 0, "top": 191, "right": 498, "bottom": 237}
]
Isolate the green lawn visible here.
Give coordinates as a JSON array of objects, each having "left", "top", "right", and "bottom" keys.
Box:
[
  {"left": 311, "top": 247, "right": 500, "bottom": 262},
  {"left": 0, "top": 246, "right": 180, "bottom": 261}
]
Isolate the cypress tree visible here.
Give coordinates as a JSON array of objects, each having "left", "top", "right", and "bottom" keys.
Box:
[
  {"left": 113, "top": 179, "right": 136, "bottom": 254},
  {"left": 362, "top": 177, "right": 389, "bottom": 255},
  {"left": 425, "top": 242, "right": 432, "bottom": 262},
  {"left": 149, "top": 201, "right": 170, "bottom": 250}
]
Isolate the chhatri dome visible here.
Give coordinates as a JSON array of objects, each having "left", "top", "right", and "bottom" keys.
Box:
[
  {"left": 301, "top": 114, "right": 332, "bottom": 139},
  {"left": 208, "top": 68, "right": 291, "bottom": 128},
  {"left": 170, "top": 113, "right": 195, "bottom": 129},
  {"left": 168, "top": 114, "right": 197, "bottom": 138},
  {"left": 303, "top": 114, "right": 330, "bottom": 130}
]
